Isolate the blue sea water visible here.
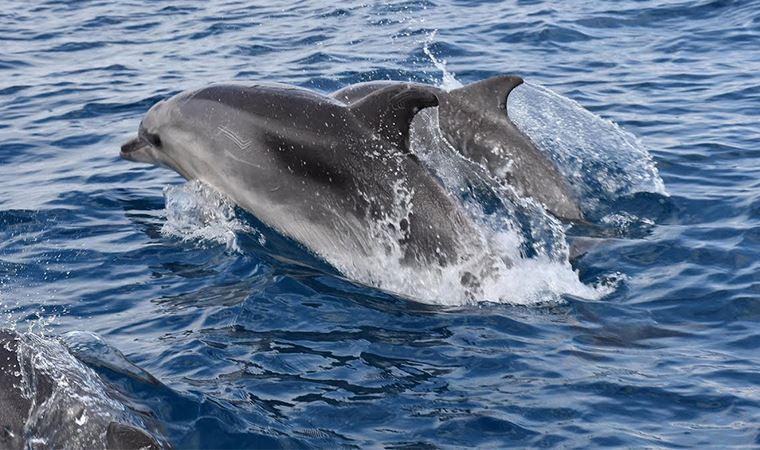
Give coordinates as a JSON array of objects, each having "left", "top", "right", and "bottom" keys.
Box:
[{"left": 1, "top": 0, "right": 759, "bottom": 447}]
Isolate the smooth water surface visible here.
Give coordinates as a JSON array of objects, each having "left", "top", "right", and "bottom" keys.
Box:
[{"left": 1, "top": 0, "right": 759, "bottom": 447}]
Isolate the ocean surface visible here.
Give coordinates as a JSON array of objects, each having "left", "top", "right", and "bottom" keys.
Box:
[{"left": 1, "top": 0, "right": 759, "bottom": 447}]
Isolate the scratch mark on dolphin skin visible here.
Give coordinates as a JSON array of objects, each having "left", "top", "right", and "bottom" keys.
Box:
[
  {"left": 223, "top": 148, "right": 264, "bottom": 170},
  {"left": 218, "top": 125, "right": 253, "bottom": 150}
]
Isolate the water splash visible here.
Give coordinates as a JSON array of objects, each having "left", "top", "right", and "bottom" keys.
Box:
[
  {"left": 161, "top": 180, "right": 265, "bottom": 252},
  {"left": 509, "top": 82, "right": 667, "bottom": 215},
  {"left": 419, "top": 32, "right": 665, "bottom": 222},
  {"left": 406, "top": 109, "right": 614, "bottom": 305},
  {"left": 0, "top": 297, "right": 60, "bottom": 337},
  {"left": 422, "top": 31, "right": 462, "bottom": 91}
]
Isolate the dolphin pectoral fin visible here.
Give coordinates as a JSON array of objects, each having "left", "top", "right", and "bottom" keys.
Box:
[
  {"left": 348, "top": 84, "right": 439, "bottom": 152},
  {"left": 449, "top": 75, "right": 523, "bottom": 113}
]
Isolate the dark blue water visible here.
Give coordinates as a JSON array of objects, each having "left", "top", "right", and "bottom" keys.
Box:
[{"left": 1, "top": 0, "right": 759, "bottom": 447}]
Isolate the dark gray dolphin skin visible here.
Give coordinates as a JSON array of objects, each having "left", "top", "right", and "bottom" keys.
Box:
[
  {"left": 0, "top": 331, "right": 28, "bottom": 449},
  {"left": 0, "top": 330, "right": 162, "bottom": 450},
  {"left": 121, "top": 83, "right": 490, "bottom": 271},
  {"left": 332, "top": 76, "right": 583, "bottom": 221}
]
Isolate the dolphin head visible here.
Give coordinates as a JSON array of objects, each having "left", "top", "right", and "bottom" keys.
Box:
[
  {"left": 120, "top": 92, "right": 205, "bottom": 180},
  {"left": 121, "top": 98, "right": 174, "bottom": 165},
  {"left": 121, "top": 86, "right": 266, "bottom": 184}
]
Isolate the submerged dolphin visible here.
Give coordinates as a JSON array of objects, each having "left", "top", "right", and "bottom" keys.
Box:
[
  {"left": 0, "top": 330, "right": 162, "bottom": 450},
  {"left": 121, "top": 83, "right": 495, "bottom": 278},
  {"left": 332, "top": 75, "right": 583, "bottom": 221}
]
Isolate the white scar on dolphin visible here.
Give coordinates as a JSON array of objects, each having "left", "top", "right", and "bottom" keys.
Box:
[{"left": 217, "top": 125, "right": 253, "bottom": 150}]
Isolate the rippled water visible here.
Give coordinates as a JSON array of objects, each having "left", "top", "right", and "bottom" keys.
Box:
[{"left": 1, "top": 0, "right": 759, "bottom": 447}]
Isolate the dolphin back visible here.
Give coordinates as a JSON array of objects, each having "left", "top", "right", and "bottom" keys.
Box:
[
  {"left": 0, "top": 330, "right": 164, "bottom": 450},
  {"left": 442, "top": 76, "right": 583, "bottom": 220}
]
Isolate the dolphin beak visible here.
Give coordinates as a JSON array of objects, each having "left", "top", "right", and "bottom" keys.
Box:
[{"left": 120, "top": 136, "right": 150, "bottom": 161}]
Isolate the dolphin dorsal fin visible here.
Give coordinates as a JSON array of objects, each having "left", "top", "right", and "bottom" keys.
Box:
[
  {"left": 449, "top": 75, "right": 523, "bottom": 113},
  {"left": 348, "top": 84, "right": 439, "bottom": 152}
]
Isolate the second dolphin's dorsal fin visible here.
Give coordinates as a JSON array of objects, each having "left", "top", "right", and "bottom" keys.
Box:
[
  {"left": 348, "top": 84, "right": 439, "bottom": 152},
  {"left": 449, "top": 75, "right": 523, "bottom": 113}
]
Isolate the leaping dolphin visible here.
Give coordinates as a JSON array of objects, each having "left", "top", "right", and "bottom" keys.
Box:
[
  {"left": 121, "top": 83, "right": 496, "bottom": 281},
  {"left": 332, "top": 75, "right": 583, "bottom": 221}
]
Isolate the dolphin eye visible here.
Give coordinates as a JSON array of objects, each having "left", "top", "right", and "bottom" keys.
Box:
[{"left": 146, "top": 132, "right": 162, "bottom": 147}]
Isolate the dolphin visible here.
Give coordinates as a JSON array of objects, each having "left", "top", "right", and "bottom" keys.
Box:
[
  {"left": 0, "top": 330, "right": 163, "bottom": 450},
  {"left": 121, "top": 83, "right": 497, "bottom": 281},
  {"left": 332, "top": 75, "right": 583, "bottom": 221}
]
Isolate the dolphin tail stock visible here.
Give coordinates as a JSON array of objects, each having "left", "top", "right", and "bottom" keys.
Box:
[{"left": 348, "top": 84, "right": 440, "bottom": 152}]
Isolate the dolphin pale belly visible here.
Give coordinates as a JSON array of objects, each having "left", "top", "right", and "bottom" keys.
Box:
[
  {"left": 332, "top": 76, "right": 583, "bottom": 221},
  {"left": 121, "top": 83, "right": 497, "bottom": 283}
]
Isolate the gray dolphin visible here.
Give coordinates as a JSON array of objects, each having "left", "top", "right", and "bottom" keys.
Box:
[
  {"left": 0, "top": 330, "right": 162, "bottom": 450},
  {"left": 121, "top": 83, "right": 495, "bottom": 278},
  {"left": 332, "top": 75, "right": 583, "bottom": 221}
]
